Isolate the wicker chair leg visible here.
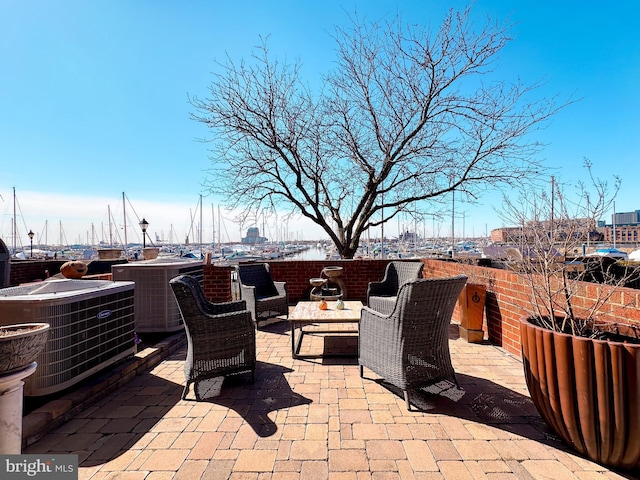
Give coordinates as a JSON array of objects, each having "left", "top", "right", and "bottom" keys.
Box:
[
  {"left": 359, "top": 365, "right": 364, "bottom": 377},
  {"left": 182, "top": 382, "right": 190, "bottom": 400},
  {"left": 250, "top": 369, "right": 255, "bottom": 384},
  {"left": 404, "top": 390, "right": 412, "bottom": 411}
]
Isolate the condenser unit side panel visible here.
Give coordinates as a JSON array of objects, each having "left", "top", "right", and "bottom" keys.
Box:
[{"left": 112, "top": 262, "right": 203, "bottom": 333}]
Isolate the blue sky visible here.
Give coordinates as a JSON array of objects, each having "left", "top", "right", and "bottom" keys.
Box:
[{"left": 1, "top": 1, "right": 638, "bottom": 247}]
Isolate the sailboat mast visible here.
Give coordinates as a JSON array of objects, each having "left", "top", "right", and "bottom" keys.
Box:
[
  {"left": 211, "top": 204, "right": 215, "bottom": 247},
  {"left": 199, "top": 195, "right": 203, "bottom": 248},
  {"left": 218, "top": 206, "right": 221, "bottom": 245},
  {"left": 108, "top": 205, "right": 113, "bottom": 247},
  {"left": 12, "top": 187, "right": 16, "bottom": 254},
  {"left": 122, "top": 192, "right": 128, "bottom": 252}
]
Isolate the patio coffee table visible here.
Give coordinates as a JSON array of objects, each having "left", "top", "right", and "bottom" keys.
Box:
[{"left": 289, "top": 300, "right": 363, "bottom": 358}]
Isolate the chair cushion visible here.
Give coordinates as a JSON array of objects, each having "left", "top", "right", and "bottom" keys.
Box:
[
  {"left": 255, "top": 281, "right": 278, "bottom": 299},
  {"left": 238, "top": 265, "right": 279, "bottom": 298}
]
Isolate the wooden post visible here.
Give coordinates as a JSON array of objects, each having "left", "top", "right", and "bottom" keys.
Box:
[{"left": 458, "top": 283, "right": 486, "bottom": 343}]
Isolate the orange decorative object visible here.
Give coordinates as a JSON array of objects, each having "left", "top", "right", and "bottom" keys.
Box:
[
  {"left": 318, "top": 299, "right": 328, "bottom": 310},
  {"left": 60, "top": 261, "right": 88, "bottom": 279}
]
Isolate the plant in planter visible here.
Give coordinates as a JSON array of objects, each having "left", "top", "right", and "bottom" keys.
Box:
[{"left": 500, "top": 160, "right": 640, "bottom": 470}]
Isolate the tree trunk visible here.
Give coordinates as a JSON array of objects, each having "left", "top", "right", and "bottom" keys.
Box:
[{"left": 339, "top": 246, "right": 357, "bottom": 259}]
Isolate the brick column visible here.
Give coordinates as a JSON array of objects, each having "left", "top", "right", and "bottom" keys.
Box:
[{"left": 203, "top": 264, "right": 232, "bottom": 302}]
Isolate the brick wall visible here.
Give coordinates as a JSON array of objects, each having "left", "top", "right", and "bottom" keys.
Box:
[
  {"left": 421, "top": 259, "right": 640, "bottom": 357},
  {"left": 421, "top": 259, "right": 528, "bottom": 355},
  {"left": 203, "top": 264, "right": 233, "bottom": 302},
  {"left": 226, "top": 258, "right": 640, "bottom": 358},
  {"left": 200, "top": 258, "right": 531, "bottom": 357},
  {"left": 9, "top": 260, "right": 65, "bottom": 285},
  {"left": 9, "top": 259, "right": 127, "bottom": 286},
  {"left": 268, "top": 259, "right": 414, "bottom": 303}
]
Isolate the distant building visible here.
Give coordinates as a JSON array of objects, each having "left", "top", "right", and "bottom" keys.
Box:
[
  {"left": 613, "top": 210, "right": 640, "bottom": 226},
  {"left": 399, "top": 231, "right": 418, "bottom": 243},
  {"left": 241, "top": 227, "right": 267, "bottom": 245},
  {"left": 604, "top": 225, "right": 640, "bottom": 244},
  {"left": 603, "top": 210, "right": 640, "bottom": 244},
  {"left": 490, "top": 227, "right": 520, "bottom": 243},
  {"left": 491, "top": 217, "right": 600, "bottom": 244}
]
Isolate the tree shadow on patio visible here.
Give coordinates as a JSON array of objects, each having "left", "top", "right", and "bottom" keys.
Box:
[
  {"left": 194, "top": 360, "right": 312, "bottom": 437},
  {"left": 370, "top": 372, "right": 556, "bottom": 440},
  {"left": 405, "top": 374, "right": 541, "bottom": 424}
]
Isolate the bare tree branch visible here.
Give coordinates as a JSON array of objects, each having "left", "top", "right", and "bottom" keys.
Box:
[
  {"left": 498, "top": 161, "right": 636, "bottom": 336},
  {"left": 191, "top": 8, "right": 567, "bottom": 258}
]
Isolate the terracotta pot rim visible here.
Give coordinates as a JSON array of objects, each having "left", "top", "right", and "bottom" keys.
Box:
[{"left": 0, "top": 323, "right": 50, "bottom": 339}]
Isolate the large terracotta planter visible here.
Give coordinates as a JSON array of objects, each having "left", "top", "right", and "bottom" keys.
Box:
[{"left": 520, "top": 316, "right": 640, "bottom": 470}]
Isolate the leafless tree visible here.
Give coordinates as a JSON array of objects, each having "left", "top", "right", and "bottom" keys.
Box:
[{"left": 191, "top": 8, "right": 563, "bottom": 258}]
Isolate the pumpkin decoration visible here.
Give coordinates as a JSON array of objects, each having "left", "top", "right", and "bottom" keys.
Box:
[
  {"left": 319, "top": 299, "right": 328, "bottom": 310},
  {"left": 60, "top": 261, "right": 88, "bottom": 279}
]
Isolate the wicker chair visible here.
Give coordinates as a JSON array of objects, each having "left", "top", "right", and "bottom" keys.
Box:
[
  {"left": 169, "top": 274, "right": 256, "bottom": 400},
  {"left": 237, "top": 263, "right": 289, "bottom": 326},
  {"left": 359, "top": 275, "right": 468, "bottom": 410},
  {"left": 366, "top": 261, "right": 424, "bottom": 315}
]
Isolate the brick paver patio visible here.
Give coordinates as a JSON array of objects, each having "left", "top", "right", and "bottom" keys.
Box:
[{"left": 24, "top": 319, "right": 632, "bottom": 479}]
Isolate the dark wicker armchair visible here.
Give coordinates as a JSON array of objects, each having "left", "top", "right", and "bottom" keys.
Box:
[
  {"left": 170, "top": 274, "right": 256, "bottom": 400},
  {"left": 237, "top": 263, "right": 289, "bottom": 326},
  {"left": 359, "top": 275, "right": 468, "bottom": 410},
  {"left": 366, "top": 261, "right": 424, "bottom": 314}
]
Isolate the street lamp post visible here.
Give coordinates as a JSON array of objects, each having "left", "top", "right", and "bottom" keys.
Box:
[
  {"left": 28, "top": 230, "right": 34, "bottom": 258},
  {"left": 139, "top": 218, "right": 149, "bottom": 248}
]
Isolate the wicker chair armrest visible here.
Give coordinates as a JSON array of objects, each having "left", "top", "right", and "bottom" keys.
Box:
[
  {"left": 360, "top": 306, "right": 391, "bottom": 321},
  {"left": 240, "top": 283, "right": 256, "bottom": 296},
  {"left": 205, "top": 299, "right": 247, "bottom": 316},
  {"left": 204, "top": 309, "right": 254, "bottom": 328},
  {"left": 239, "top": 284, "right": 258, "bottom": 319},
  {"left": 359, "top": 306, "right": 399, "bottom": 352},
  {"left": 274, "top": 281, "right": 287, "bottom": 296}
]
